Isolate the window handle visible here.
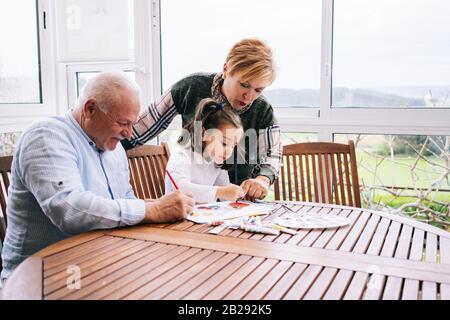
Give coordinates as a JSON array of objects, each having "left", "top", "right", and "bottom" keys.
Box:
[{"left": 43, "top": 11, "right": 47, "bottom": 29}]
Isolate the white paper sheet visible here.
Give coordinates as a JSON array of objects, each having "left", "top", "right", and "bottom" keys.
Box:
[{"left": 187, "top": 201, "right": 273, "bottom": 224}]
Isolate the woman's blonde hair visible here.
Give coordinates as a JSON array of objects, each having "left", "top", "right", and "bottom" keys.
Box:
[{"left": 225, "top": 38, "right": 276, "bottom": 83}]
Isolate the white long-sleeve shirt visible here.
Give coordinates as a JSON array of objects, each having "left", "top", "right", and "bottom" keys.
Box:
[{"left": 165, "top": 147, "right": 230, "bottom": 203}]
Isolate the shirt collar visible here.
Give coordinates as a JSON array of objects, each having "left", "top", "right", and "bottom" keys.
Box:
[
  {"left": 66, "top": 110, "right": 101, "bottom": 152},
  {"left": 211, "top": 73, "right": 253, "bottom": 115}
]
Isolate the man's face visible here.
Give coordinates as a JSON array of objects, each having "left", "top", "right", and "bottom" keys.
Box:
[{"left": 84, "top": 90, "right": 140, "bottom": 151}]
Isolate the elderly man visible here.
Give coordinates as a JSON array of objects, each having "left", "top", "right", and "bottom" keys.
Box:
[{"left": 0, "top": 71, "right": 194, "bottom": 283}]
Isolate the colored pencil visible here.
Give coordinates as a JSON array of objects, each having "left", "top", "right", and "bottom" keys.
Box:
[{"left": 166, "top": 170, "right": 179, "bottom": 190}]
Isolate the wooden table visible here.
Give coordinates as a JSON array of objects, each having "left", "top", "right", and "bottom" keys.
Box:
[{"left": 2, "top": 201, "right": 450, "bottom": 300}]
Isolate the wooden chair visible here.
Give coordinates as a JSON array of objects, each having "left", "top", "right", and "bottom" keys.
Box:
[
  {"left": 0, "top": 155, "right": 13, "bottom": 273},
  {"left": 274, "top": 140, "right": 362, "bottom": 207},
  {"left": 0, "top": 156, "right": 12, "bottom": 244},
  {"left": 126, "top": 143, "right": 171, "bottom": 200}
]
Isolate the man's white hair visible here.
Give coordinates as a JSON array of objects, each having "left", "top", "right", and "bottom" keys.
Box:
[{"left": 76, "top": 71, "right": 141, "bottom": 113}]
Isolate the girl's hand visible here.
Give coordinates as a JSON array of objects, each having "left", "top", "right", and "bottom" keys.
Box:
[{"left": 216, "top": 184, "right": 246, "bottom": 201}]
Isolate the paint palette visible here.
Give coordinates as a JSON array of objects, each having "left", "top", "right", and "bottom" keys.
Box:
[
  {"left": 189, "top": 201, "right": 273, "bottom": 224},
  {"left": 274, "top": 214, "right": 351, "bottom": 229}
]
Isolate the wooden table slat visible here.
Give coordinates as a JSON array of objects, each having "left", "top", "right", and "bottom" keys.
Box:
[
  {"left": 143, "top": 251, "right": 227, "bottom": 300},
  {"left": 401, "top": 227, "right": 425, "bottom": 300},
  {"left": 183, "top": 255, "right": 254, "bottom": 300},
  {"left": 363, "top": 221, "right": 402, "bottom": 300},
  {"left": 222, "top": 259, "right": 278, "bottom": 300},
  {"left": 44, "top": 239, "right": 149, "bottom": 296},
  {"left": 165, "top": 253, "right": 240, "bottom": 300},
  {"left": 102, "top": 247, "right": 201, "bottom": 300},
  {"left": 34, "top": 231, "right": 106, "bottom": 258},
  {"left": 439, "top": 237, "right": 450, "bottom": 300},
  {"left": 283, "top": 265, "right": 323, "bottom": 300},
  {"left": 327, "top": 217, "right": 390, "bottom": 299},
  {"left": 76, "top": 244, "right": 187, "bottom": 300},
  {"left": 339, "top": 211, "right": 371, "bottom": 252},
  {"left": 44, "top": 236, "right": 126, "bottom": 277},
  {"left": 303, "top": 267, "right": 339, "bottom": 300},
  {"left": 47, "top": 242, "right": 165, "bottom": 300},
  {"left": 43, "top": 235, "right": 119, "bottom": 268},
  {"left": 382, "top": 225, "right": 414, "bottom": 300},
  {"left": 243, "top": 260, "right": 293, "bottom": 300},
  {"left": 262, "top": 262, "right": 308, "bottom": 300},
  {"left": 422, "top": 233, "right": 438, "bottom": 300},
  {"left": 125, "top": 249, "right": 215, "bottom": 300},
  {"left": 294, "top": 208, "right": 358, "bottom": 299}
]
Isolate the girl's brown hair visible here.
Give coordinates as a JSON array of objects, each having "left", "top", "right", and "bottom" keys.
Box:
[{"left": 179, "top": 98, "right": 242, "bottom": 152}]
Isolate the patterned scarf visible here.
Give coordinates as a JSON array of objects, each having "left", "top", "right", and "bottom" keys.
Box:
[{"left": 211, "top": 73, "right": 253, "bottom": 115}]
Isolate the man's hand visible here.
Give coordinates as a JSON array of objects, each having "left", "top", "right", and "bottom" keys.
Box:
[
  {"left": 143, "top": 190, "right": 194, "bottom": 223},
  {"left": 240, "top": 176, "right": 270, "bottom": 201}
]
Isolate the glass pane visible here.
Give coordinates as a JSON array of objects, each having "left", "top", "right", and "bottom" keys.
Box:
[
  {"left": 57, "top": 0, "right": 134, "bottom": 61},
  {"left": 334, "top": 134, "right": 450, "bottom": 229},
  {"left": 158, "top": 125, "right": 182, "bottom": 150},
  {"left": 333, "top": 0, "right": 450, "bottom": 108},
  {"left": 0, "top": 0, "right": 41, "bottom": 104},
  {"left": 76, "top": 71, "right": 136, "bottom": 97},
  {"left": 281, "top": 132, "right": 318, "bottom": 145},
  {"left": 161, "top": 0, "right": 321, "bottom": 108}
]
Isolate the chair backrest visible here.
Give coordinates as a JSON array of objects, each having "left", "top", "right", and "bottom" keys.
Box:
[
  {"left": 126, "top": 143, "right": 171, "bottom": 200},
  {"left": 0, "top": 155, "right": 13, "bottom": 244},
  {"left": 274, "top": 140, "right": 361, "bottom": 207},
  {"left": 0, "top": 155, "right": 13, "bottom": 273}
]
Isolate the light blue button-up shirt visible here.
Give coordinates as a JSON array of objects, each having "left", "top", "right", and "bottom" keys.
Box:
[{"left": 1, "top": 112, "right": 145, "bottom": 280}]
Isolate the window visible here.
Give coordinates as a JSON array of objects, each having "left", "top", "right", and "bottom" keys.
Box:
[
  {"left": 76, "top": 71, "right": 136, "bottom": 98},
  {"left": 58, "top": 0, "right": 137, "bottom": 110},
  {"left": 0, "top": 0, "right": 41, "bottom": 104},
  {"left": 160, "top": 0, "right": 322, "bottom": 108},
  {"left": 56, "top": 0, "right": 134, "bottom": 62},
  {"left": 332, "top": 0, "right": 450, "bottom": 108},
  {"left": 334, "top": 134, "right": 449, "bottom": 228},
  {"left": 281, "top": 132, "right": 318, "bottom": 145}
]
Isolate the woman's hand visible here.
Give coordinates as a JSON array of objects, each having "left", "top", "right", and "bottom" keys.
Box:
[
  {"left": 216, "top": 184, "right": 246, "bottom": 201},
  {"left": 240, "top": 176, "right": 270, "bottom": 201}
]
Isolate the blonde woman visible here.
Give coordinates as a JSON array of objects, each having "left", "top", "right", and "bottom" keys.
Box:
[{"left": 123, "top": 38, "right": 282, "bottom": 200}]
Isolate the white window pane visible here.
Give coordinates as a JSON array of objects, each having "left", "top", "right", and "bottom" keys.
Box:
[
  {"left": 0, "top": 0, "right": 41, "bottom": 104},
  {"left": 56, "top": 0, "right": 134, "bottom": 61},
  {"left": 161, "top": 0, "right": 321, "bottom": 108},
  {"left": 281, "top": 132, "right": 318, "bottom": 145},
  {"left": 333, "top": 0, "right": 450, "bottom": 108},
  {"left": 76, "top": 71, "right": 135, "bottom": 97}
]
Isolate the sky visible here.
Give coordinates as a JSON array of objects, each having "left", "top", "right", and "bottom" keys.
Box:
[
  {"left": 0, "top": 0, "right": 39, "bottom": 77},
  {"left": 161, "top": 0, "right": 450, "bottom": 89},
  {"left": 1, "top": 0, "right": 449, "bottom": 92}
]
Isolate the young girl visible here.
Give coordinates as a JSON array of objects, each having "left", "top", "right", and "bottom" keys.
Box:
[{"left": 165, "top": 98, "right": 245, "bottom": 203}]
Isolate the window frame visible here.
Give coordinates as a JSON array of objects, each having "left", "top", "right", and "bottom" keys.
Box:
[
  {"left": 152, "top": 0, "right": 450, "bottom": 142},
  {"left": 0, "top": 0, "right": 58, "bottom": 133}
]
